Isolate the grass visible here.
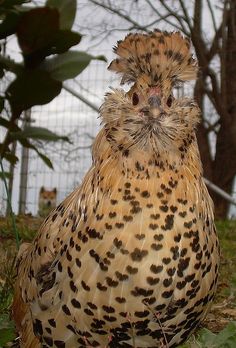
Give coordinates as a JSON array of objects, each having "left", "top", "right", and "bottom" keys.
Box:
[{"left": 0, "top": 216, "right": 235, "bottom": 347}]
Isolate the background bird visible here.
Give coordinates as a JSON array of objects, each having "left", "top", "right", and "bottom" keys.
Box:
[{"left": 13, "top": 29, "right": 220, "bottom": 348}]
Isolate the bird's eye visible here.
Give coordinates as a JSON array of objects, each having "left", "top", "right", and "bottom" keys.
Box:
[
  {"left": 167, "top": 95, "right": 173, "bottom": 107},
  {"left": 132, "top": 92, "right": 139, "bottom": 106}
]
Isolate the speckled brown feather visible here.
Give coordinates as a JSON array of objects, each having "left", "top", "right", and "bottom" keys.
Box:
[
  {"left": 108, "top": 30, "right": 198, "bottom": 85},
  {"left": 13, "top": 30, "right": 219, "bottom": 348}
]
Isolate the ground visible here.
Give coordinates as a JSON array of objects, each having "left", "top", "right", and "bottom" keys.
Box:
[{"left": 0, "top": 216, "right": 235, "bottom": 348}]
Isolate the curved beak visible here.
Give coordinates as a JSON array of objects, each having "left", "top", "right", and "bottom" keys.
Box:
[
  {"left": 147, "top": 95, "right": 164, "bottom": 117},
  {"left": 148, "top": 95, "right": 161, "bottom": 108}
]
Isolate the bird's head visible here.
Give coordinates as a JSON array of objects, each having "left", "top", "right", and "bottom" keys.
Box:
[{"left": 100, "top": 30, "right": 200, "bottom": 160}]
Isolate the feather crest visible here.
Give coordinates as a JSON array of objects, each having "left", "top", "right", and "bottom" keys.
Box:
[{"left": 108, "top": 29, "right": 198, "bottom": 86}]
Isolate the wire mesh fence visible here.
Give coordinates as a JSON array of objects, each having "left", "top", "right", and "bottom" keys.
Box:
[{"left": 0, "top": 55, "right": 118, "bottom": 216}]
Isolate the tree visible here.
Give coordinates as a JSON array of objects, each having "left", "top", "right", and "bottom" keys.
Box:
[{"left": 78, "top": 0, "right": 236, "bottom": 219}]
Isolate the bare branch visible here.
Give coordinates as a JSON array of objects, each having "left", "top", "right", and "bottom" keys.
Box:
[
  {"left": 89, "top": 0, "right": 148, "bottom": 31},
  {"left": 203, "top": 68, "right": 222, "bottom": 116},
  {"left": 207, "top": 23, "right": 222, "bottom": 60},
  {"left": 206, "top": 0, "right": 217, "bottom": 32},
  {"left": 179, "top": 0, "right": 193, "bottom": 31},
  {"left": 204, "top": 118, "right": 220, "bottom": 133},
  {"left": 157, "top": 0, "right": 190, "bottom": 34}
]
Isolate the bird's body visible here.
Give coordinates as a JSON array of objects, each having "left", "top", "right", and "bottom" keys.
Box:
[{"left": 13, "top": 30, "right": 220, "bottom": 348}]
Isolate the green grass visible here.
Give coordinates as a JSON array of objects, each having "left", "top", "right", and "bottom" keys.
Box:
[{"left": 0, "top": 217, "right": 235, "bottom": 347}]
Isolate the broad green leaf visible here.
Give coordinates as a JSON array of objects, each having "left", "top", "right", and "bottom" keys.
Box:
[
  {"left": 16, "top": 7, "right": 59, "bottom": 55},
  {"left": 41, "top": 50, "right": 107, "bottom": 81},
  {"left": 0, "top": 11, "right": 21, "bottom": 39},
  {"left": 10, "top": 126, "right": 70, "bottom": 142},
  {"left": 49, "top": 30, "right": 81, "bottom": 55},
  {"left": 36, "top": 151, "right": 54, "bottom": 169},
  {"left": 46, "top": 0, "right": 77, "bottom": 30},
  {"left": 6, "top": 70, "right": 62, "bottom": 113}
]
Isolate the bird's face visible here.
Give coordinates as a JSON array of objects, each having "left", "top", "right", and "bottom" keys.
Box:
[{"left": 101, "top": 79, "right": 200, "bottom": 158}]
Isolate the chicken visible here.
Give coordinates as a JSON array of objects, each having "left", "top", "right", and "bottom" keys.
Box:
[{"left": 13, "top": 29, "right": 220, "bottom": 348}]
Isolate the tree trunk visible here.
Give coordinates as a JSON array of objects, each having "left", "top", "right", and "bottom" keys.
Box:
[
  {"left": 194, "top": 77, "right": 213, "bottom": 181},
  {"left": 212, "top": 0, "right": 236, "bottom": 218}
]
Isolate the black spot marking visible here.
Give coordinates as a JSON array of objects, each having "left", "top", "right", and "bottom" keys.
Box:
[
  {"left": 162, "top": 257, "right": 171, "bottom": 265},
  {"left": 97, "top": 282, "right": 107, "bottom": 291},
  {"left": 62, "top": 304, "right": 71, "bottom": 316},
  {"left": 33, "top": 319, "right": 43, "bottom": 336},
  {"left": 115, "top": 271, "right": 128, "bottom": 281},
  {"left": 147, "top": 276, "right": 160, "bottom": 285},
  {"left": 162, "top": 290, "right": 174, "bottom": 298},
  {"left": 135, "top": 233, "right": 145, "bottom": 240},
  {"left": 149, "top": 223, "right": 158, "bottom": 230},
  {"left": 115, "top": 297, "right": 126, "bottom": 303},
  {"left": 71, "top": 298, "right": 81, "bottom": 308},
  {"left": 106, "top": 277, "right": 119, "bottom": 287},
  {"left": 130, "top": 248, "right": 148, "bottom": 261},
  {"left": 126, "top": 265, "right": 138, "bottom": 274},
  {"left": 150, "top": 264, "right": 163, "bottom": 274},
  {"left": 151, "top": 243, "right": 163, "bottom": 251},
  {"left": 141, "top": 190, "right": 150, "bottom": 198},
  {"left": 131, "top": 287, "right": 154, "bottom": 297}
]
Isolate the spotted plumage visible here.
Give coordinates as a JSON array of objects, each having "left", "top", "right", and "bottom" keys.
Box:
[{"left": 13, "top": 30, "right": 219, "bottom": 348}]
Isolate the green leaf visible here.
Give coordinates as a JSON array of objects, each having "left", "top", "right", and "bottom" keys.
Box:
[
  {"left": 46, "top": 0, "right": 77, "bottom": 29},
  {"left": 10, "top": 126, "right": 70, "bottom": 142},
  {"left": 16, "top": 7, "right": 59, "bottom": 60},
  {"left": 35, "top": 150, "right": 54, "bottom": 169},
  {"left": 0, "top": 11, "right": 21, "bottom": 39},
  {"left": 6, "top": 69, "right": 62, "bottom": 113},
  {"left": 41, "top": 50, "right": 107, "bottom": 81},
  {"left": 49, "top": 30, "right": 81, "bottom": 55}
]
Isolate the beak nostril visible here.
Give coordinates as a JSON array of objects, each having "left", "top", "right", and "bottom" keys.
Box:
[{"left": 148, "top": 96, "right": 161, "bottom": 107}]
